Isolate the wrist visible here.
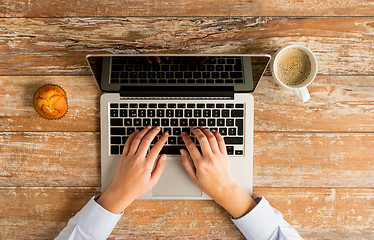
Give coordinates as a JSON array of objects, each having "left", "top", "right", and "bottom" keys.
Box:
[
  {"left": 96, "top": 186, "right": 135, "bottom": 214},
  {"left": 213, "top": 183, "right": 256, "bottom": 219}
]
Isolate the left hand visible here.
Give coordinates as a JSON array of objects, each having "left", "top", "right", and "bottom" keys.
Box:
[{"left": 97, "top": 126, "right": 168, "bottom": 214}]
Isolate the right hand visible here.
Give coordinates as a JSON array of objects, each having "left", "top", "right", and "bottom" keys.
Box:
[{"left": 180, "top": 128, "right": 257, "bottom": 219}]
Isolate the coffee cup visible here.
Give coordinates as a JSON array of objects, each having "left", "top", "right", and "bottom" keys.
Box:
[{"left": 271, "top": 45, "right": 318, "bottom": 102}]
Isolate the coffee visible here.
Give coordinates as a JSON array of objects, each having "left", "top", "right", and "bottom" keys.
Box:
[{"left": 275, "top": 48, "right": 311, "bottom": 86}]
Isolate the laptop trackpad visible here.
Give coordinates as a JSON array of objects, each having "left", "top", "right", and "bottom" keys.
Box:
[{"left": 153, "top": 159, "right": 202, "bottom": 197}]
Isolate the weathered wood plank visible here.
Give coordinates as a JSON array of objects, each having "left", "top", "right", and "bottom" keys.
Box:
[
  {"left": 1, "top": 132, "right": 373, "bottom": 188},
  {"left": 0, "top": 187, "right": 372, "bottom": 239},
  {"left": 0, "top": 17, "right": 373, "bottom": 75},
  {"left": 1, "top": 0, "right": 373, "bottom": 17},
  {"left": 1, "top": 75, "right": 373, "bottom": 132}
]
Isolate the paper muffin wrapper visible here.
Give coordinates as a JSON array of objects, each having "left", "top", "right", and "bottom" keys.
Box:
[{"left": 33, "top": 84, "right": 68, "bottom": 121}]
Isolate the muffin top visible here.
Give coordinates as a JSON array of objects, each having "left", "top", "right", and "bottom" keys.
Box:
[{"left": 34, "top": 85, "right": 68, "bottom": 119}]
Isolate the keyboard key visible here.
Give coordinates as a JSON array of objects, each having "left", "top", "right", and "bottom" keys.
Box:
[
  {"left": 120, "top": 103, "right": 128, "bottom": 108},
  {"left": 157, "top": 109, "right": 165, "bottom": 117},
  {"left": 219, "top": 128, "right": 227, "bottom": 135},
  {"left": 143, "top": 118, "right": 151, "bottom": 126},
  {"left": 168, "top": 137, "right": 177, "bottom": 145},
  {"left": 173, "top": 128, "right": 181, "bottom": 135},
  {"left": 110, "top": 103, "right": 119, "bottom": 108},
  {"left": 134, "top": 119, "right": 142, "bottom": 126},
  {"left": 194, "top": 110, "right": 202, "bottom": 117},
  {"left": 187, "top": 103, "right": 195, "bottom": 108},
  {"left": 111, "top": 128, "right": 126, "bottom": 135},
  {"left": 230, "top": 72, "right": 243, "bottom": 78},
  {"left": 236, "top": 119, "right": 243, "bottom": 135},
  {"left": 207, "top": 104, "right": 214, "bottom": 108},
  {"left": 110, "top": 110, "right": 118, "bottom": 117},
  {"left": 166, "top": 109, "right": 174, "bottom": 117},
  {"left": 212, "top": 110, "right": 220, "bottom": 117},
  {"left": 149, "top": 104, "right": 157, "bottom": 108},
  {"left": 226, "top": 103, "right": 234, "bottom": 108},
  {"left": 124, "top": 118, "right": 132, "bottom": 126},
  {"left": 189, "top": 119, "right": 197, "bottom": 127},
  {"left": 111, "top": 136, "right": 121, "bottom": 144},
  {"left": 229, "top": 128, "right": 236, "bottom": 135},
  {"left": 198, "top": 119, "right": 206, "bottom": 126},
  {"left": 175, "top": 110, "right": 183, "bottom": 117},
  {"left": 226, "top": 146, "right": 234, "bottom": 155},
  {"left": 120, "top": 145, "right": 125, "bottom": 154},
  {"left": 197, "top": 104, "right": 205, "bottom": 108},
  {"left": 182, "top": 128, "right": 190, "bottom": 135},
  {"left": 222, "top": 110, "right": 229, "bottom": 117},
  {"left": 208, "top": 119, "right": 216, "bottom": 126},
  {"left": 177, "top": 103, "right": 186, "bottom": 108},
  {"left": 127, "top": 128, "right": 136, "bottom": 135},
  {"left": 235, "top": 104, "right": 244, "bottom": 108},
  {"left": 122, "top": 136, "right": 128, "bottom": 144},
  {"left": 217, "top": 119, "right": 225, "bottom": 126},
  {"left": 231, "top": 110, "right": 244, "bottom": 117},
  {"left": 158, "top": 104, "right": 167, "bottom": 108},
  {"left": 120, "top": 109, "right": 127, "bottom": 117},
  {"left": 138, "top": 109, "right": 146, "bottom": 117},
  {"left": 171, "top": 119, "right": 178, "bottom": 126},
  {"left": 180, "top": 119, "right": 188, "bottom": 126},
  {"left": 139, "top": 104, "right": 147, "bottom": 108},
  {"left": 111, "top": 145, "right": 119, "bottom": 155},
  {"left": 203, "top": 110, "right": 211, "bottom": 117},
  {"left": 235, "top": 150, "right": 243, "bottom": 155},
  {"left": 163, "top": 127, "right": 172, "bottom": 134},
  {"left": 130, "top": 103, "right": 138, "bottom": 108},
  {"left": 161, "top": 119, "right": 169, "bottom": 126},
  {"left": 168, "top": 103, "right": 176, "bottom": 108},
  {"left": 224, "top": 137, "right": 243, "bottom": 144},
  {"left": 152, "top": 119, "right": 160, "bottom": 126},
  {"left": 216, "top": 104, "right": 224, "bottom": 108},
  {"left": 160, "top": 146, "right": 186, "bottom": 155},
  {"left": 147, "top": 109, "right": 155, "bottom": 117},
  {"left": 110, "top": 119, "right": 123, "bottom": 126},
  {"left": 184, "top": 110, "right": 192, "bottom": 117},
  {"left": 178, "top": 137, "right": 184, "bottom": 144},
  {"left": 226, "top": 119, "right": 234, "bottom": 126},
  {"left": 129, "top": 109, "right": 137, "bottom": 117}
]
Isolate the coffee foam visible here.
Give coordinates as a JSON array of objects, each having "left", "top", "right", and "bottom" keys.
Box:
[{"left": 276, "top": 48, "right": 311, "bottom": 86}]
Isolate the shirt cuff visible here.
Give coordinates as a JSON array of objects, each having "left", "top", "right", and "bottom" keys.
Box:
[
  {"left": 73, "top": 196, "right": 123, "bottom": 239},
  {"left": 231, "top": 197, "right": 283, "bottom": 240}
]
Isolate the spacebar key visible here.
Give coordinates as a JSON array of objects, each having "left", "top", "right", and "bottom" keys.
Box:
[
  {"left": 160, "top": 146, "right": 186, "bottom": 155},
  {"left": 224, "top": 137, "right": 243, "bottom": 145}
]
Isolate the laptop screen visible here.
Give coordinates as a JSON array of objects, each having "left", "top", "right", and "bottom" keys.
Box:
[{"left": 87, "top": 55, "right": 270, "bottom": 93}]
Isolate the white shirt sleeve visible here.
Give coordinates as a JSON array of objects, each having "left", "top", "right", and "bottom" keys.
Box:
[
  {"left": 232, "top": 197, "right": 303, "bottom": 240},
  {"left": 55, "top": 196, "right": 122, "bottom": 240}
]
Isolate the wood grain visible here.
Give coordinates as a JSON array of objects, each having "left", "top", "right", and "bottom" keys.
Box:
[
  {"left": 0, "top": 17, "right": 373, "bottom": 75},
  {"left": 1, "top": 75, "right": 373, "bottom": 132},
  {"left": 1, "top": 132, "right": 372, "bottom": 188},
  {"left": 0, "top": 187, "right": 372, "bottom": 239},
  {"left": 1, "top": 0, "right": 373, "bottom": 17}
]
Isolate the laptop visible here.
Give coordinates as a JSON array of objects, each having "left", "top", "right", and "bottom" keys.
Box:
[{"left": 87, "top": 54, "right": 270, "bottom": 199}]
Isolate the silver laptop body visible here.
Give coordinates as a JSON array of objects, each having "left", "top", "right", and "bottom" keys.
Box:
[{"left": 87, "top": 54, "right": 270, "bottom": 199}]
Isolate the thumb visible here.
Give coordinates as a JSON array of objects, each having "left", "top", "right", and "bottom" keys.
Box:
[{"left": 180, "top": 149, "right": 197, "bottom": 182}]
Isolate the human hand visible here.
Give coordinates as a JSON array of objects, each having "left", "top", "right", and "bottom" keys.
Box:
[
  {"left": 97, "top": 126, "right": 168, "bottom": 214},
  {"left": 180, "top": 128, "right": 256, "bottom": 218}
]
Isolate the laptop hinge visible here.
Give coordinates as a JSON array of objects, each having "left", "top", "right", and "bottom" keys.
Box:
[{"left": 119, "top": 86, "right": 234, "bottom": 98}]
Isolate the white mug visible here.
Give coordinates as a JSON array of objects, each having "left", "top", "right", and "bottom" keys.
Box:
[{"left": 271, "top": 45, "right": 318, "bottom": 102}]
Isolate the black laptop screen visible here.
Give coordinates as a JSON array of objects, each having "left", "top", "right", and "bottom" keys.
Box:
[{"left": 87, "top": 55, "right": 270, "bottom": 93}]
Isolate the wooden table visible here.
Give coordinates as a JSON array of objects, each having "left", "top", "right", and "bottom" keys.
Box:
[{"left": 1, "top": 1, "right": 373, "bottom": 239}]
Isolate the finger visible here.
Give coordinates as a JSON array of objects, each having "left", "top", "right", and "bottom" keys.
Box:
[
  {"left": 181, "top": 131, "right": 201, "bottom": 158},
  {"left": 122, "top": 129, "right": 139, "bottom": 156},
  {"left": 191, "top": 127, "right": 212, "bottom": 156},
  {"left": 128, "top": 126, "right": 153, "bottom": 155},
  {"left": 144, "top": 57, "right": 153, "bottom": 65},
  {"left": 136, "top": 126, "right": 163, "bottom": 156},
  {"left": 200, "top": 127, "right": 220, "bottom": 153},
  {"left": 149, "top": 154, "right": 167, "bottom": 186},
  {"left": 212, "top": 129, "right": 227, "bottom": 155},
  {"left": 147, "top": 131, "right": 169, "bottom": 161},
  {"left": 180, "top": 149, "right": 197, "bottom": 182}
]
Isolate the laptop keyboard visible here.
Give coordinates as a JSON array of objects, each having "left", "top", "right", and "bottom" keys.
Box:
[
  {"left": 109, "top": 102, "right": 245, "bottom": 156},
  {"left": 110, "top": 56, "right": 244, "bottom": 85}
]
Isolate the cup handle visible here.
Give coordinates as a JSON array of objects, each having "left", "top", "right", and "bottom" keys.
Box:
[{"left": 293, "top": 87, "right": 310, "bottom": 102}]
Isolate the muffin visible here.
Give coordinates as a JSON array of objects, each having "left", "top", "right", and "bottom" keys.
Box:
[{"left": 33, "top": 84, "right": 68, "bottom": 119}]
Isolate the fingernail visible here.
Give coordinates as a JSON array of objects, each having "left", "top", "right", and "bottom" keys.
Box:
[
  {"left": 164, "top": 131, "right": 169, "bottom": 136},
  {"left": 156, "top": 126, "right": 161, "bottom": 130},
  {"left": 146, "top": 125, "right": 151, "bottom": 129},
  {"left": 180, "top": 150, "right": 185, "bottom": 156},
  {"left": 181, "top": 132, "right": 187, "bottom": 136},
  {"left": 211, "top": 129, "right": 216, "bottom": 132}
]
